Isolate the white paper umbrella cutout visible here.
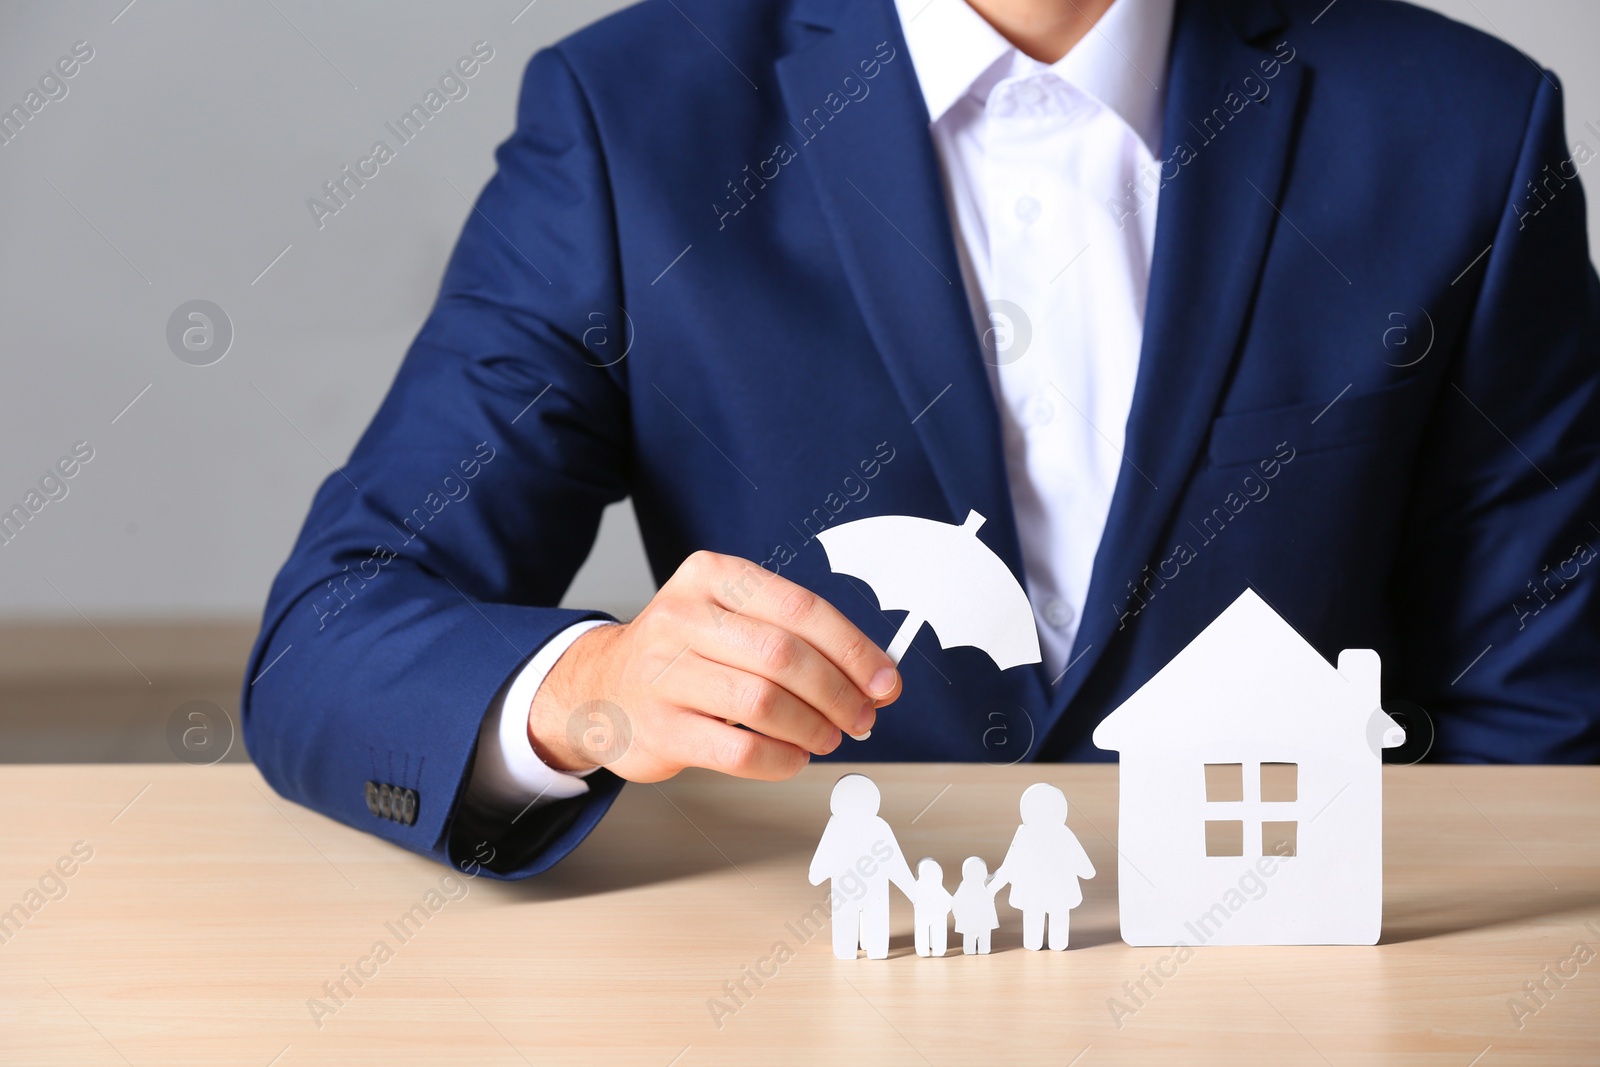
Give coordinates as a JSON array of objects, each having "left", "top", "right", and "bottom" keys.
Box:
[{"left": 816, "top": 509, "right": 1042, "bottom": 669}]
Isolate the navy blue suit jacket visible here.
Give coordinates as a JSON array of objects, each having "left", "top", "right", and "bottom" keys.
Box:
[{"left": 244, "top": 0, "right": 1600, "bottom": 879}]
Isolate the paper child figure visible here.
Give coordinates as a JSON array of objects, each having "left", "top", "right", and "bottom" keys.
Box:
[
  {"left": 990, "top": 783, "right": 1096, "bottom": 951},
  {"left": 908, "top": 857, "right": 954, "bottom": 957},
  {"left": 951, "top": 856, "right": 1001, "bottom": 955},
  {"left": 808, "top": 774, "right": 915, "bottom": 960}
]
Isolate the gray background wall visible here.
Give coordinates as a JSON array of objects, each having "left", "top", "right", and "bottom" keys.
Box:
[{"left": 1, "top": 0, "right": 1597, "bottom": 625}]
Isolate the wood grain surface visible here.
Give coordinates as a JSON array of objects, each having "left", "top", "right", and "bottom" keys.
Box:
[{"left": 0, "top": 762, "right": 1595, "bottom": 1065}]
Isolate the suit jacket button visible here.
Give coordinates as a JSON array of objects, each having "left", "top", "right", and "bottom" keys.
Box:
[
  {"left": 402, "top": 789, "right": 418, "bottom": 826},
  {"left": 365, "top": 780, "right": 381, "bottom": 816},
  {"left": 378, "top": 783, "right": 394, "bottom": 820}
]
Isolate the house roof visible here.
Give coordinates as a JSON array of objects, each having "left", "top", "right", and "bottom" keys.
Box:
[{"left": 1092, "top": 588, "right": 1405, "bottom": 751}]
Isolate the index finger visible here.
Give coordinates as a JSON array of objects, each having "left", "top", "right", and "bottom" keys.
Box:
[{"left": 703, "top": 555, "right": 900, "bottom": 706}]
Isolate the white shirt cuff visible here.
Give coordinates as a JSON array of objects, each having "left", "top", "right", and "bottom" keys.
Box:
[{"left": 464, "top": 619, "right": 615, "bottom": 815}]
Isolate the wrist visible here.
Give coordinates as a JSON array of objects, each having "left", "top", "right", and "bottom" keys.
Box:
[{"left": 527, "top": 622, "right": 624, "bottom": 772}]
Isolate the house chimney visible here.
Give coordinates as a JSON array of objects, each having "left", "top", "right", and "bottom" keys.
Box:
[
  {"left": 1337, "top": 648, "right": 1381, "bottom": 702},
  {"left": 1340, "top": 648, "right": 1405, "bottom": 748}
]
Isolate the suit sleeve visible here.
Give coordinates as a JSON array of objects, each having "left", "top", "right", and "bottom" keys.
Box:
[
  {"left": 460, "top": 620, "right": 614, "bottom": 814},
  {"left": 241, "top": 46, "right": 638, "bottom": 878},
  {"left": 1392, "top": 73, "right": 1600, "bottom": 763}
]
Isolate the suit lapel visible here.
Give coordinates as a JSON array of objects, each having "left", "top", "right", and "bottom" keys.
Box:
[
  {"left": 775, "top": 1, "right": 1030, "bottom": 596},
  {"left": 1049, "top": 0, "right": 1305, "bottom": 724},
  {"left": 777, "top": 0, "right": 1302, "bottom": 731}
]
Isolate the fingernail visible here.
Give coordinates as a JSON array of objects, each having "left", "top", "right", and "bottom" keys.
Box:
[
  {"left": 868, "top": 667, "right": 898, "bottom": 699},
  {"left": 848, "top": 731, "right": 872, "bottom": 741}
]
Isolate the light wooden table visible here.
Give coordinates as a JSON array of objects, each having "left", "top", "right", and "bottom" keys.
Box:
[{"left": 1, "top": 763, "right": 1596, "bottom": 1066}]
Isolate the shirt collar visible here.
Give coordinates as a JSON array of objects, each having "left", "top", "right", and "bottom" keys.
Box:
[{"left": 893, "top": 0, "right": 1175, "bottom": 154}]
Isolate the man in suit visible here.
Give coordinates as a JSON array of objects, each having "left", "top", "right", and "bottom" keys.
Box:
[{"left": 244, "top": 0, "right": 1600, "bottom": 879}]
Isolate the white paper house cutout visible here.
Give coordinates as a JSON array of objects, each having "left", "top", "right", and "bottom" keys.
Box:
[{"left": 1092, "top": 589, "right": 1406, "bottom": 946}]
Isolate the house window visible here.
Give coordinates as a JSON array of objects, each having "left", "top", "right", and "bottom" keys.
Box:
[
  {"left": 1203, "top": 761, "right": 1298, "bottom": 857},
  {"left": 1262, "top": 821, "right": 1297, "bottom": 857},
  {"left": 1205, "top": 820, "right": 1243, "bottom": 856},
  {"left": 1261, "top": 762, "right": 1297, "bottom": 802},
  {"left": 1204, "top": 763, "right": 1243, "bottom": 802}
]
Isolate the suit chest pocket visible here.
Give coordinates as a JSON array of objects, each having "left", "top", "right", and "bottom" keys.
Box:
[{"left": 1205, "top": 379, "right": 1426, "bottom": 469}]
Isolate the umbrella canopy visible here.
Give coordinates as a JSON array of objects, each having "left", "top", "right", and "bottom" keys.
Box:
[{"left": 817, "top": 510, "right": 1042, "bottom": 670}]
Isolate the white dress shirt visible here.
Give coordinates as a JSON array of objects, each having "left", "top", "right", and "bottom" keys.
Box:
[
  {"left": 464, "top": 0, "right": 1175, "bottom": 817},
  {"left": 902, "top": 0, "right": 1171, "bottom": 679}
]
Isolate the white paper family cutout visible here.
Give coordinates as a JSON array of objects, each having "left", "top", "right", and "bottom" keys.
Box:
[
  {"left": 817, "top": 509, "right": 1041, "bottom": 669},
  {"left": 811, "top": 508, "right": 1401, "bottom": 949},
  {"left": 807, "top": 773, "right": 913, "bottom": 960},
  {"left": 1094, "top": 588, "right": 1405, "bottom": 946},
  {"left": 991, "top": 783, "right": 1098, "bottom": 950},
  {"left": 809, "top": 774, "right": 1095, "bottom": 959}
]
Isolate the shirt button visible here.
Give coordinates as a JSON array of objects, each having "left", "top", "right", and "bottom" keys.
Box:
[
  {"left": 1020, "top": 393, "right": 1054, "bottom": 427},
  {"left": 1017, "top": 80, "right": 1045, "bottom": 107},
  {"left": 1014, "top": 196, "right": 1041, "bottom": 225},
  {"left": 1042, "top": 598, "right": 1075, "bottom": 629}
]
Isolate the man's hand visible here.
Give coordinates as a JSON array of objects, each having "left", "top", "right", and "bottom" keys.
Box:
[{"left": 528, "top": 551, "right": 901, "bottom": 783}]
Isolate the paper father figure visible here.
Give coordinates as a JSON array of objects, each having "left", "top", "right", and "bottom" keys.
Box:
[{"left": 808, "top": 774, "right": 915, "bottom": 960}]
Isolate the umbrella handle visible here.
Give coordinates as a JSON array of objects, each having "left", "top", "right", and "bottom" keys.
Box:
[{"left": 886, "top": 612, "right": 924, "bottom": 665}]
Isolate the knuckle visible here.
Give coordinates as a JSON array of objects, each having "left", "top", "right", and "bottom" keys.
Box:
[
  {"left": 682, "top": 550, "right": 719, "bottom": 581},
  {"left": 645, "top": 596, "right": 682, "bottom": 631},
  {"left": 715, "top": 730, "right": 759, "bottom": 771},
  {"left": 775, "top": 746, "right": 809, "bottom": 780},
  {"left": 645, "top": 599, "right": 696, "bottom": 644},
  {"left": 776, "top": 587, "right": 817, "bottom": 626},
  {"left": 827, "top": 675, "right": 858, "bottom": 718},
  {"left": 758, "top": 629, "right": 799, "bottom": 673},
  {"left": 835, "top": 632, "right": 872, "bottom": 673},
  {"left": 735, "top": 678, "right": 779, "bottom": 722}
]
